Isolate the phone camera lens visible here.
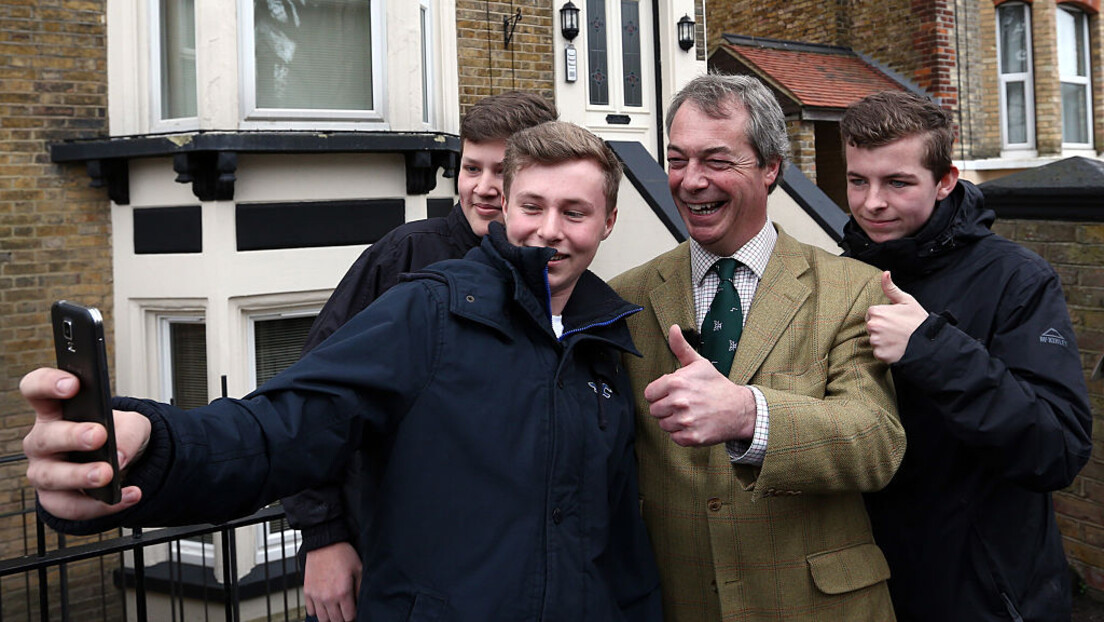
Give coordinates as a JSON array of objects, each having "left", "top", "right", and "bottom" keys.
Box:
[{"left": 62, "top": 319, "right": 73, "bottom": 341}]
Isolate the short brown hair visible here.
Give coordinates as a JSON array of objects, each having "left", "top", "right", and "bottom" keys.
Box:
[
  {"left": 840, "top": 91, "right": 955, "bottom": 181},
  {"left": 503, "top": 121, "right": 623, "bottom": 214},
  {"left": 460, "top": 92, "right": 558, "bottom": 144}
]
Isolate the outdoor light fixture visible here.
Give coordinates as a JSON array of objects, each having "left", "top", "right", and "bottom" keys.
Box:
[
  {"left": 677, "top": 14, "right": 695, "bottom": 51},
  {"left": 560, "top": 1, "right": 580, "bottom": 41}
]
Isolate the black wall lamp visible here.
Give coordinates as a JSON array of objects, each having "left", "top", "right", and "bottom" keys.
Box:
[
  {"left": 503, "top": 8, "right": 523, "bottom": 48},
  {"left": 560, "top": 1, "right": 580, "bottom": 41},
  {"left": 677, "top": 14, "right": 695, "bottom": 52}
]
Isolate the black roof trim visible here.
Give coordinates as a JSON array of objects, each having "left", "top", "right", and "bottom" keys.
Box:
[
  {"left": 49, "top": 130, "right": 461, "bottom": 203},
  {"left": 720, "top": 34, "right": 854, "bottom": 56},
  {"left": 50, "top": 130, "right": 459, "bottom": 161}
]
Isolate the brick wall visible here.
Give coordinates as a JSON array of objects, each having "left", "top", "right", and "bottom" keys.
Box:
[
  {"left": 847, "top": 0, "right": 927, "bottom": 81},
  {"left": 0, "top": 0, "right": 117, "bottom": 618},
  {"left": 990, "top": 218, "right": 1104, "bottom": 597},
  {"left": 455, "top": 0, "right": 555, "bottom": 115},
  {"left": 706, "top": 0, "right": 844, "bottom": 51},
  {"left": 962, "top": 0, "right": 1002, "bottom": 159},
  {"left": 1033, "top": 1, "right": 1064, "bottom": 156},
  {"left": 787, "top": 119, "right": 817, "bottom": 184}
]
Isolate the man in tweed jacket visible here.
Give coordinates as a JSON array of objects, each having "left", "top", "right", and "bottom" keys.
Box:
[{"left": 610, "top": 74, "right": 905, "bottom": 621}]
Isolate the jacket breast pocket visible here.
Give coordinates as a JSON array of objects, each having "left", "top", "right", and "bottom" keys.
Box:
[
  {"left": 806, "top": 542, "right": 891, "bottom": 595},
  {"left": 762, "top": 356, "right": 828, "bottom": 398}
]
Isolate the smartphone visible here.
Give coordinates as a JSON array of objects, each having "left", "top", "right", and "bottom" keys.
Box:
[{"left": 51, "top": 301, "right": 121, "bottom": 505}]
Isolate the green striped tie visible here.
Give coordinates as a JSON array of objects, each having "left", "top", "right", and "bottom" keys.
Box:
[{"left": 701, "top": 258, "right": 742, "bottom": 375}]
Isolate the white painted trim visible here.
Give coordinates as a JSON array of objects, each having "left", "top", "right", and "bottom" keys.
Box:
[{"left": 996, "top": 3, "right": 1036, "bottom": 150}]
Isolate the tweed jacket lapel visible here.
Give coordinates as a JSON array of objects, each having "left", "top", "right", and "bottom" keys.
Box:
[
  {"left": 644, "top": 230, "right": 813, "bottom": 386},
  {"left": 646, "top": 244, "right": 695, "bottom": 342},
  {"left": 730, "top": 229, "right": 811, "bottom": 385}
]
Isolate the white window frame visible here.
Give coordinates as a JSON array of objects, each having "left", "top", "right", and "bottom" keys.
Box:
[
  {"left": 255, "top": 513, "right": 303, "bottom": 566},
  {"left": 1057, "top": 5, "right": 1094, "bottom": 150},
  {"left": 246, "top": 308, "right": 319, "bottom": 391},
  {"left": 246, "top": 307, "right": 320, "bottom": 564},
  {"left": 149, "top": 0, "right": 200, "bottom": 132},
  {"left": 157, "top": 314, "right": 214, "bottom": 566},
  {"left": 996, "top": 2, "right": 1036, "bottom": 153},
  {"left": 420, "top": 0, "right": 435, "bottom": 128},
  {"left": 156, "top": 315, "right": 207, "bottom": 407},
  {"left": 238, "top": 0, "right": 386, "bottom": 128}
]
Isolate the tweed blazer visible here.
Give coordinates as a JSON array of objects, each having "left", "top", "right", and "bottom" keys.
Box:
[{"left": 610, "top": 227, "right": 905, "bottom": 622}]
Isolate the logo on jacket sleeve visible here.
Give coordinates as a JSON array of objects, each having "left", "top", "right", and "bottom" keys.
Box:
[{"left": 1039, "top": 328, "right": 1068, "bottom": 347}]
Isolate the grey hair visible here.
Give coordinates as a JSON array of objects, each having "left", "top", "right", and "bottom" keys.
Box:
[{"left": 666, "top": 73, "right": 790, "bottom": 190}]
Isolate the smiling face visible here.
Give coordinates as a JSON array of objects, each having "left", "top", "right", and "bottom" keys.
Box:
[
  {"left": 458, "top": 139, "right": 509, "bottom": 237},
  {"left": 503, "top": 158, "right": 617, "bottom": 315},
  {"left": 845, "top": 133, "right": 959, "bottom": 243},
  {"left": 666, "top": 101, "right": 780, "bottom": 257}
]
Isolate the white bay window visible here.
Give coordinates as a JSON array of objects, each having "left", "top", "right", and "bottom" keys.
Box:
[
  {"left": 1057, "top": 5, "right": 1093, "bottom": 148},
  {"left": 242, "top": 0, "right": 384, "bottom": 124},
  {"left": 996, "top": 3, "right": 1035, "bottom": 151}
]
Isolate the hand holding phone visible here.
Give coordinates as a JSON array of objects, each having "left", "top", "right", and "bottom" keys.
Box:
[{"left": 51, "top": 301, "right": 122, "bottom": 505}]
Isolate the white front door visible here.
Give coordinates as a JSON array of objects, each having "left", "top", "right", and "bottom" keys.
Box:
[{"left": 556, "top": 0, "right": 658, "bottom": 158}]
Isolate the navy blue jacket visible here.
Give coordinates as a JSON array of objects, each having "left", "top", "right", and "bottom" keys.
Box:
[
  {"left": 46, "top": 224, "right": 662, "bottom": 621},
  {"left": 282, "top": 202, "right": 482, "bottom": 555},
  {"left": 842, "top": 181, "right": 1092, "bottom": 621}
]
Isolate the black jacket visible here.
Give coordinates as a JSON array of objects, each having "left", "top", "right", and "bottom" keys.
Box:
[
  {"left": 281, "top": 203, "right": 481, "bottom": 553},
  {"left": 44, "top": 224, "right": 662, "bottom": 621},
  {"left": 842, "top": 180, "right": 1092, "bottom": 621}
]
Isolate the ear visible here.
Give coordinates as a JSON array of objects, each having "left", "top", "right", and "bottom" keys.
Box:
[
  {"left": 601, "top": 206, "right": 618, "bottom": 241},
  {"left": 935, "top": 165, "right": 959, "bottom": 201},
  {"left": 763, "top": 157, "right": 782, "bottom": 187}
]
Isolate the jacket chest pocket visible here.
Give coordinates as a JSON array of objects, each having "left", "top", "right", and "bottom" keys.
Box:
[{"left": 762, "top": 355, "right": 828, "bottom": 398}]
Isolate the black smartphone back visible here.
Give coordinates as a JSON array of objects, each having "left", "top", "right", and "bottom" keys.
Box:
[{"left": 51, "top": 300, "right": 122, "bottom": 505}]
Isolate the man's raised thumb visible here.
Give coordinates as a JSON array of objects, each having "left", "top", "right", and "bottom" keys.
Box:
[
  {"left": 881, "top": 271, "right": 912, "bottom": 304},
  {"left": 668, "top": 324, "right": 704, "bottom": 367}
]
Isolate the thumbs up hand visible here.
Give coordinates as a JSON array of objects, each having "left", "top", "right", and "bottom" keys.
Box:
[
  {"left": 642, "top": 325, "right": 757, "bottom": 447},
  {"left": 865, "top": 271, "right": 929, "bottom": 364}
]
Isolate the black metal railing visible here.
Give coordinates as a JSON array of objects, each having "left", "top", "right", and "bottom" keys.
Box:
[{"left": 0, "top": 454, "right": 304, "bottom": 622}]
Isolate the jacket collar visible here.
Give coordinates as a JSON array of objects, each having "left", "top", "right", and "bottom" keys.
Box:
[{"left": 426, "top": 222, "right": 641, "bottom": 354}]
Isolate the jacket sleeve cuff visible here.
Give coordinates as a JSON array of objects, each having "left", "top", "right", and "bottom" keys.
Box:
[
  {"left": 37, "top": 396, "right": 175, "bottom": 535},
  {"left": 898, "top": 311, "right": 957, "bottom": 367},
  {"left": 297, "top": 519, "right": 354, "bottom": 554}
]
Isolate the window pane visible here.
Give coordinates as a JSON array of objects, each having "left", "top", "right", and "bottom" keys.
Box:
[
  {"left": 421, "top": 6, "right": 430, "bottom": 123},
  {"left": 621, "top": 1, "right": 642, "bottom": 108},
  {"left": 1057, "top": 8, "right": 1088, "bottom": 78},
  {"left": 160, "top": 0, "right": 197, "bottom": 119},
  {"left": 1005, "top": 81, "right": 1027, "bottom": 145},
  {"left": 1062, "top": 82, "right": 1089, "bottom": 144},
  {"left": 254, "top": 0, "right": 373, "bottom": 111},
  {"left": 587, "top": 0, "right": 609, "bottom": 106},
  {"left": 170, "top": 322, "right": 207, "bottom": 409},
  {"left": 998, "top": 5, "right": 1027, "bottom": 74},
  {"left": 254, "top": 316, "right": 315, "bottom": 386}
]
